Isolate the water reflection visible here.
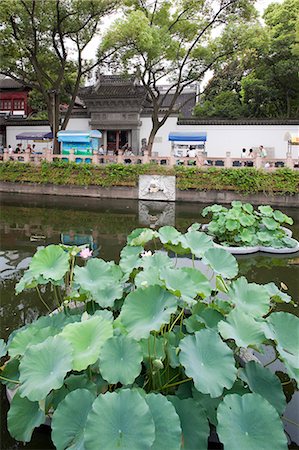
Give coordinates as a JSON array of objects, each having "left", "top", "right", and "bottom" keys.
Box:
[{"left": 0, "top": 192, "right": 298, "bottom": 448}]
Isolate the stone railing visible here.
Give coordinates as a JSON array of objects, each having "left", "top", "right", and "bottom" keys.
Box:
[{"left": 1, "top": 148, "right": 298, "bottom": 170}]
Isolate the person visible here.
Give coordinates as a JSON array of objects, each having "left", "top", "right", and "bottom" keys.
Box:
[
  {"left": 259, "top": 145, "right": 267, "bottom": 157},
  {"left": 26, "top": 143, "right": 32, "bottom": 153},
  {"left": 248, "top": 148, "right": 253, "bottom": 158},
  {"left": 242, "top": 148, "right": 246, "bottom": 157},
  {"left": 98, "top": 145, "right": 104, "bottom": 155},
  {"left": 188, "top": 146, "right": 196, "bottom": 158}
]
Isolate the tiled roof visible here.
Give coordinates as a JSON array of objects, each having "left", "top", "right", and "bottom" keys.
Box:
[{"left": 0, "top": 78, "right": 27, "bottom": 90}]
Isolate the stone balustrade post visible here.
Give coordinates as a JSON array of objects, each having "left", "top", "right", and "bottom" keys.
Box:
[
  {"left": 255, "top": 155, "right": 262, "bottom": 169},
  {"left": 169, "top": 154, "right": 176, "bottom": 167},
  {"left": 117, "top": 153, "right": 123, "bottom": 164},
  {"left": 92, "top": 152, "right": 98, "bottom": 165},
  {"left": 225, "top": 151, "right": 232, "bottom": 168},
  {"left": 24, "top": 148, "right": 31, "bottom": 163},
  {"left": 45, "top": 148, "right": 53, "bottom": 163},
  {"left": 69, "top": 148, "right": 75, "bottom": 163},
  {"left": 143, "top": 150, "right": 149, "bottom": 164},
  {"left": 286, "top": 153, "right": 294, "bottom": 169},
  {"left": 3, "top": 149, "right": 9, "bottom": 162}
]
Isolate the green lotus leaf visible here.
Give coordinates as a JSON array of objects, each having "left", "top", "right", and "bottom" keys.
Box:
[
  {"left": 64, "top": 373, "right": 97, "bottom": 396},
  {"left": 217, "top": 393, "right": 288, "bottom": 450},
  {"left": 263, "top": 312, "right": 299, "bottom": 382},
  {"left": 239, "top": 214, "right": 255, "bottom": 227},
  {"left": 242, "top": 203, "right": 254, "bottom": 214},
  {"left": 264, "top": 283, "right": 292, "bottom": 303},
  {"left": 119, "top": 245, "right": 143, "bottom": 275},
  {"left": 225, "top": 219, "right": 240, "bottom": 231},
  {"left": 119, "top": 285, "right": 177, "bottom": 340},
  {"left": 168, "top": 396, "right": 209, "bottom": 450},
  {"left": 218, "top": 309, "right": 266, "bottom": 349},
  {"left": 129, "top": 228, "right": 158, "bottom": 246},
  {"left": 60, "top": 315, "right": 113, "bottom": 371},
  {"left": 187, "top": 222, "right": 201, "bottom": 231},
  {"left": 179, "top": 329, "right": 237, "bottom": 397},
  {"left": 8, "top": 325, "right": 57, "bottom": 358},
  {"left": 19, "top": 335, "right": 73, "bottom": 401},
  {"left": 92, "top": 309, "right": 114, "bottom": 322},
  {"left": 135, "top": 252, "right": 174, "bottom": 288},
  {"left": 161, "top": 267, "right": 211, "bottom": 305},
  {"left": 140, "top": 251, "right": 174, "bottom": 270},
  {"left": 166, "top": 331, "right": 182, "bottom": 368},
  {"left": 36, "top": 311, "right": 82, "bottom": 330},
  {"left": 183, "top": 315, "right": 205, "bottom": 333},
  {"left": 52, "top": 388, "right": 95, "bottom": 450},
  {"left": 239, "top": 361, "right": 286, "bottom": 415},
  {"left": 192, "top": 302, "right": 224, "bottom": 330},
  {"left": 0, "top": 339, "right": 7, "bottom": 358},
  {"left": 240, "top": 229, "right": 257, "bottom": 244},
  {"left": 135, "top": 266, "right": 163, "bottom": 289},
  {"left": 29, "top": 245, "right": 70, "bottom": 281},
  {"left": 74, "top": 259, "right": 123, "bottom": 307},
  {"left": 273, "top": 210, "right": 287, "bottom": 223},
  {"left": 15, "top": 269, "right": 48, "bottom": 294},
  {"left": 202, "top": 248, "right": 238, "bottom": 279},
  {"left": 179, "top": 230, "right": 214, "bottom": 257},
  {"left": 262, "top": 217, "right": 279, "bottom": 230},
  {"left": 99, "top": 335, "right": 143, "bottom": 385},
  {"left": 227, "top": 277, "right": 271, "bottom": 316},
  {"left": 258, "top": 205, "right": 273, "bottom": 216},
  {"left": 7, "top": 391, "right": 46, "bottom": 443},
  {"left": 0, "top": 357, "right": 20, "bottom": 389},
  {"left": 158, "top": 226, "right": 182, "bottom": 244},
  {"left": 84, "top": 390, "right": 155, "bottom": 450},
  {"left": 145, "top": 393, "right": 181, "bottom": 450}
]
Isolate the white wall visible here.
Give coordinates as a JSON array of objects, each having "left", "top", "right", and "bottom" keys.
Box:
[
  {"left": 176, "top": 124, "right": 299, "bottom": 159},
  {"left": 140, "top": 116, "right": 178, "bottom": 157},
  {"left": 6, "top": 125, "right": 52, "bottom": 152},
  {"left": 67, "top": 117, "right": 90, "bottom": 130}
]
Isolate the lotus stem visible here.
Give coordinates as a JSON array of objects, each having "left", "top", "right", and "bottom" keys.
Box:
[
  {"left": 282, "top": 416, "right": 299, "bottom": 428},
  {"left": 36, "top": 286, "right": 51, "bottom": 313},
  {"left": 0, "top": 375, "right": 19, "bottom": 384},
  {"left": 169, "top": 308, "right": 184, "bottom": 333},
  {"left": 162, "top": 377, "right": 192, "bottom": 390}
]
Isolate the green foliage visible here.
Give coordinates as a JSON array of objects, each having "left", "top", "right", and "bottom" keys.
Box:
[
  {"left": 194, "top": 91, "right": 245, "bottom": 119},
  {"left": 0, "top": 225, "right": 296, "bottom": 448},
  {"left": 202, "top": 201, "right": 297, "bottom": 248},
  {"left": 1, "top": 162, "right": 298, "bottom": 195}
]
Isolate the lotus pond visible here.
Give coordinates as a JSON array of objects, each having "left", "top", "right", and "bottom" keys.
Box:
[{"left": 0, "top": 193, "right": 298, "bottom": 449}]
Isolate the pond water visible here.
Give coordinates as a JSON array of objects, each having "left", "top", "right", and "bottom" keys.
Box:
[{"left": 0, "top": 192, "right": 298, "bottom": 449}]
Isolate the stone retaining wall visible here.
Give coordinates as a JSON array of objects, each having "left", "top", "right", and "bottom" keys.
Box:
[{"left": 1, "top": 181, "right": 298, "bottom": 207}]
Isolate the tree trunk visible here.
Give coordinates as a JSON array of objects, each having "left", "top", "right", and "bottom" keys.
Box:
[
  {"left": 147, "top": 121, "right": 161, "bottom": 156},
  {"left": 49, "top": 92, "right": 61, "bottom": 154}
]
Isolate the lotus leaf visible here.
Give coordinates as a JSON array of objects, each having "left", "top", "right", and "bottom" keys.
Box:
[
  {"left": 239, "top": 214, "right": 255, "bottom": 227},
  {"left": 64, "top": 374, "right": 97, "bottom": 396},
  {"left": 264, "top": 312, "right": 299, "bottom": 383},
  {"left": 129, "top": 228, "right": 157, "bottom": 246},
  {"left": 179, "top": 329, "right": 237, "bottom": 397},
  {"left": 158, "top": 226, "right": 182, "bottom": 244},
  {"left": 119, "top": 245, "right": 143, "bottom": 275},
  {"left": 74, "top": 259, "right": 123, "bottom": 307},
  {"left": 84, "top": 390, "right": 155, "bottom": 450},
  {"left": 218, "top": 309, "right": 265, "bottom": 348},
  {"left": 202, "top": 248, "right": 238, "bottom": 279},
  {"left": 140, "top": 334, "right": 166, "bottom": 361},
  {"left": 239, "top": 361, "right": 286, "bottom": 415},
  {"left": 258, "top": 205, "right": 273, "bottom": 216},
  {"left": 264, "top": 283, "right": 291, "bottom": 303},
  {"left": 227, "top": 277, "right": 271, "bottom": 316},
  {"left": 135, "top": 266, "right": 163, "bottom": 288},
  {"left": 19, "top": 335, "right": 73, "bottom": 401},
  {"left": 179, "top": 230, "right": 214, "bottom": 257},
  {"left": 160, "top": 267, "right": 211, "bottom": 305},
  {"left": 0, "top": 357, "right": 20, "bottom": 389},
  {"left": 52, "top": 389, "right": 95, "bottom": 450},
  {"left": 119, "top": 285, "right": 177, "bottom": 340},
  {"left": 192, "top": 303, "right": 224, "bottom": 330},
  {"left": 60, "top": 315, "right": 113, "bottom": 371},
  {"left": 145, "top": 393, "right": 181, "bottom": 450},
  {"left": 29, "top": 245, "right": 70, "bottom": 281},
  {"left": 262, "top": 217, "right": 279, "bottom": 230},
  {"left": 15, "top": 269, "right": 47, "bottom": 294},
  {"left": 0, "top": 339, "right": 7, "bottom": 358},
  {"left": 168, "top": 396, "right": 210, "bottom": 450},
  {"left": 242, "top": 203, "right": 254, "bottom": 214},
  {"left": 217, "top": 393, "right": 288, "bottom": 450},
  {"left": 99, "top": 335, "right": 143, "bottom": 385},
  {"left": 140, "top": 251, "right": 174, "bottom": 271},
  {"left": 8, "top": 325, "right": 57, "bottom": 358},
  {"left": 7, "top": 391, "right": 46, "bottom": 442},
  {"left": 225, "top": 219, "right": 240, "bottom": 231}
]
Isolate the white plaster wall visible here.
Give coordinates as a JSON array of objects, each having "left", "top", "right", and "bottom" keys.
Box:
[
  {"left": 140, "top": 116, "right": 177, "bottom": 156},
  {"left": 140, "top": 119, "right": 298, "bottom": 158},
  {"left": 6, "top": 125, "right": 52, "bottom": 152},
  {"left": 67, "top": 117, "right": 90, "bottom": 131}
]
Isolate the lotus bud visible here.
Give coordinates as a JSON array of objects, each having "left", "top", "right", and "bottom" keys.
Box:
[{"left": 153, "top": 359, "right": 164, "bottom": 370}]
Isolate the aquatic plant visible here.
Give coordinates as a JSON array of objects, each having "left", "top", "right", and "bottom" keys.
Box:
[{"left": 0, "top": 225, "right": 297, "bottom": 449}]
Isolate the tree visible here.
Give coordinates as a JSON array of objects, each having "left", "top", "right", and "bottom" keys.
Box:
[
  {"left": 100, "top": 0, "right": 255, "bottom": 154},
  {"left": 194, "top": 91, "right": 245, "bottom": 119},
  {"left": 0, "top": 0, "right": 119, "bottom": 153}
]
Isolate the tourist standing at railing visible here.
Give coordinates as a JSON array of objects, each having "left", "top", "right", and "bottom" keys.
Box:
[{"left": 259, "top": 145, "right": 267, "bottom": 158}]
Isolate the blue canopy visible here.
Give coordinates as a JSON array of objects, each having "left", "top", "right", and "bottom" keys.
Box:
[
  {"left": 16, "top": 131, "right": 53, "bottom": 140},
  {"left": 57, "top": 130, "right": 102, "bottom": 143},
  {"left": 168, "top": 132, "right": 207, "bottom": 142}
]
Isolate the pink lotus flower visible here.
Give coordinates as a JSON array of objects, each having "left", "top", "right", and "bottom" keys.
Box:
[{"left": 79, "top": 248, "right": 93, "bottom": 259}]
